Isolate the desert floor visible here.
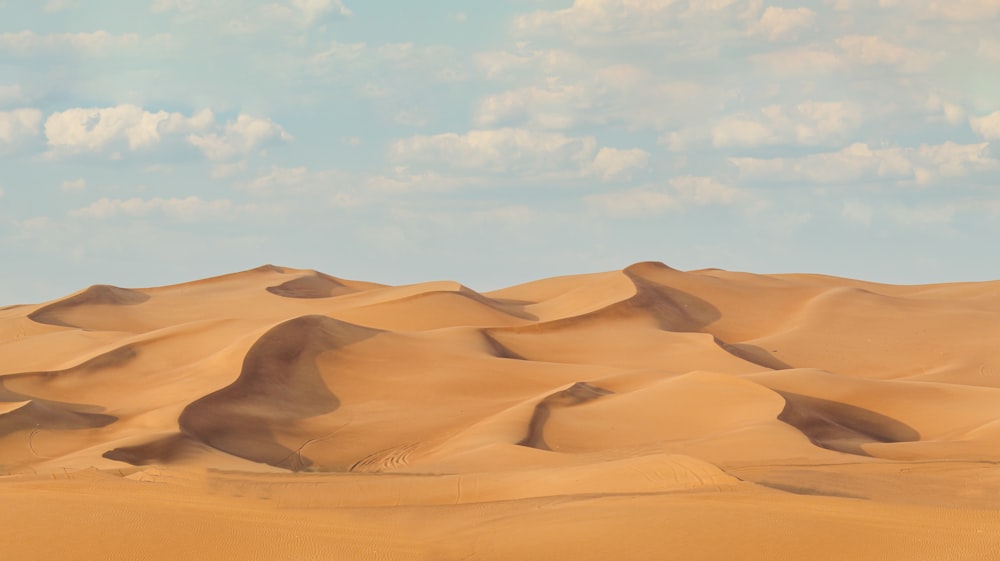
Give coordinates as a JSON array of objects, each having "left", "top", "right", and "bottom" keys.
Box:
[{"left": 2, "top": 262, "right": 999, "bottom": 560}]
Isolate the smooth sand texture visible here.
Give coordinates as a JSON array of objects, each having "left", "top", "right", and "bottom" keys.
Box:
[{"left": 2, "top": 262, "right": 1000, "bottom": 559}]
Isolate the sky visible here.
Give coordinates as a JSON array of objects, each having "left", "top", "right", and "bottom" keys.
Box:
[{"left": 2, "top": 0, "right": 1000, "bottom": 304}]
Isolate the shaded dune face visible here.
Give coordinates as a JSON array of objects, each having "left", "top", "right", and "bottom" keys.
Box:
[
  {"left": 266, "top": 272, "right": 354, "bottom": 299},
  {"left": 518, "top": 382, "right": 614, "bottom": 450},
  {"left": 7, "top": 262, "right": 1000, "bottom": 561},
  {"left": 177, "top": 315, "right": 380, "bottom": 471},
  {"left": 775, "top": 392, "right": 920, "bottom": 456},
  {"left": 27, "top": 285, "right": 150, "bottom": 329},
  {"left": 2, "top": 261, "right": 1000, "bottom": 491}
]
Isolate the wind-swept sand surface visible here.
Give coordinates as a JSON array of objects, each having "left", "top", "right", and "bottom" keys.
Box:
[{"left": 2, "top": 262, "right": 1000, "bottom": 559}]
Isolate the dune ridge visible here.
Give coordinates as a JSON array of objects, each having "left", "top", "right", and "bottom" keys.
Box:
[{"left": 2, "top": 262, "right": 1000, "bottom": 560}]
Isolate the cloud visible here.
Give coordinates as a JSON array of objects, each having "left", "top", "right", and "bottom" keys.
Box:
[
  {"left": 914, "top": 0, "right": 1000, "bottom": 21},
  {"left": 970, "top": 111, "right": 1000, "bottom": 140},
  {"left": 514, "top": 0, "right": 762, "bottom": 45},
  {"left": 43, "top": 0, "right": 78, "bottom": 12},
  {"left": 70, "top": 196, "right": 234, "bottom": 220},
  {"left": 475, "top": 68, "right": 706, "bottom": 131},
  {"left": 669, "top": 175, "right": 747, "bottom": 205},
  {"left": 391, "top": 128, "right": 647, "bottom": 181},
  {"left": 732, "top": 141, "right": 998, "bottom": 185},
  {"left": 0, "top": 31, "right": 143, "bottom": 54},
  {"left": 587, "top": 175, "right": 747, "bottom": 217},
  {"left": 187, "top": 114, "right": 292, "bottom": 161},
  {"left": 241, "top": 166, "right": 364, "bottom": 207},
  {"left": 712, "top": 102, "right": 863, "bottom": 148},
  {"left": 836, "top": 35, "right": 928, "bottom": 72},
  {"left": 752, "top": 47, "right": 846, "bottom": 75},
  {"left": 261, "top": 0, "right": 352, "bottom": 25},
  {"left": 0, "top": 108, "right": 43, "bottom": 146},
  {"left": 586, "top": 188, "right": 678, "bottom": 217},
  {"left": 586, "top": 148, "right": 650, "bottom": 181},
  {"left": 150, "top": 0, "right": 197, "bottom": 13},
  {"left": 44, "top": 105, "right": 213, "bottom": 155},
  {"left": 754, "top": 6, "right": 816, "bottom": 41},
  {"left": 68, "top": 196, "right": 281, "bottom": 221},
  {"left": 60, "top": 178, "right": 86, "bottom": 192},
  {"left": 829, "top": 0, "right": 1000, "bottom": 21},
  {"left": 391, "top": 128, "right": 597, "bottom": 176}
]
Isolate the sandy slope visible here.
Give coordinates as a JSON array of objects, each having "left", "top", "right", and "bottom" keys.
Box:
[{"left": 2, "top": 262, "right": 1000, "bottom": 560}]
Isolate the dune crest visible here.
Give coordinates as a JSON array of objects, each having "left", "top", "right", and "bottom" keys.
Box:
[{"left": 3, "top": 262, "right": 1000, "bottom": 560}]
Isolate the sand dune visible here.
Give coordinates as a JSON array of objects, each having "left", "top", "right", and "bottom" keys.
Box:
[{"left": 2, "top": 262, "right": 1000, "bottom": 560}]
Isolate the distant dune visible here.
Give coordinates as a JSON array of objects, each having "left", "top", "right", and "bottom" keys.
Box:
[{"left": 2, "top": 263, "right": 1000, "bottom": 560}]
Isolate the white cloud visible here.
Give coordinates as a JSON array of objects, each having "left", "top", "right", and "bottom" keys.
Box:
[
  {"left": 68, "top": 196, "right": 283, "bottom": 221},
  {"left": 187, "top": 114, "right": 291, "bottom": 161},
  {"left": 261, "top": 0, "right": 352, "bottom": 25},
  {"left": 587, "top": 188, "right": 678, "bottom": 217},
  {"left": 60, "top": 178, "right": 87, "bottom": 192},
  {"left": 970, "top": 111, "right": 1000, "bottom": 140},
  {"left": 476, "top": 70, "right": 706, "bottom": 131},
  {"left": 712, "top": 102, "right": 863, "bottom": 148},
  {"left": 242, "top": 166, "right": 363, "bottom": 207},
  {"left": 391, "top": 128, "right": 598, "bottom": 176},
  {"left": 585, "top": 147, "right": 650, "bottom": 181},
  {"left": 70, "top": 196, "right": 234, "bottom": 220},
  {"left": 829, "top": 0, "right": 1000, "bottom": 21},
  {"left": 0, "top": 31, "right": 143, "bottom": 54},
  {"left": 752, "top": 48, "right": 845, "bottom": 75},
  {"left": 669, "top": 175, "right": 746, "bottom": 205},
  {"left": 150, "top": 0, "right": 197, "bottom": 13},
  {"left": 924, "top": 95, "right": 966, "bottom": 125},
  {"left": 587, "top": 175, "right": 747, "bottom": 217},
  {"left": 45, "top": 105, "right": 213, "bottom": 155},
  {"left": 754, "top": 6, "right": 816, "bottom": 41},
  {"left": 732, "top": 141, "right": 998, "bottom": 185},
  {"left": 0, "top": 108, "right": 43, "bottom": 146},
  {"left": 515, "top": 0, "right": 762, "bottom": 44},
  {"left": 836, "top": 35, "right": 928, "bottom": 72},
  {"left": 919, "top": 0, "right": 1000, "bottom": 21},
  {"left": 43, "top": 0, "right": 78, "bottom": 12},
  {"left": 391, "top": 128, "right": 647, "bottom": 182},
  {"left": 291, "top": 0, "right": 351, "bottom": 19}
]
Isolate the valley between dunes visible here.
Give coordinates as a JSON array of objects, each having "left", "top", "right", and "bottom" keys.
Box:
[{"left": 2, "top": 262, "right": 999, "bottom": 560}]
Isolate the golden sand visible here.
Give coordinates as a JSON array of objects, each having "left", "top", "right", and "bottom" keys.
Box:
[{"left": 2, "top": 262, "right": 999, "bottom": 559}]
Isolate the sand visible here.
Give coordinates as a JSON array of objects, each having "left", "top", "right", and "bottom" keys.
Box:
[{"left": 1, "top": 262, "right": 999, "bottom": 559}]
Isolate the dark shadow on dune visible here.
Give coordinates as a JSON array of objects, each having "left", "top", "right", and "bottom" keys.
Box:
[
  {"left": 715, "top": 340, "right": 793, "bottom": 370},
  {"left": 266, "top": 272, "right": 354, "bottom": 299},
  {"left": 518, "top": 382, "right": 613, "bottom": 451},
  {"left": 178, "top": 315, "right": 380, "bottom": 471},
  {"left": 28, "top": 285, "right": 150, "bottom": 328},
  {"left": 0, "top": 379, "right": 117, "bottom": 439},
  {"left": 0, "top": 345, "right": 139, "bottom": 395},
  {"left": 775, "top": 391, "right": 920, "bottom": 456},
  {"left": 755, "top": 480, "right": 868, "bottom": 500},
  {"left": 481, "top": 330, "right": 526, "bottom": 360},
  {"left": 103, "top": 433, "right": 201, "bottom": 466},
  {"left": 623, "top": 262, "right": 722, "bottom": 332}
]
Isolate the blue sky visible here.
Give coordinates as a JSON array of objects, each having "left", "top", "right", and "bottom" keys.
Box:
[{"left": 2, "top": 0, "right": 1000, "bottom": 304}]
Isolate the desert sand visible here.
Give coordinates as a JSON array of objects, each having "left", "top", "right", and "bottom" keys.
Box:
[{"left": 2, "top": 262, "right": 999, "bottom": 560}]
